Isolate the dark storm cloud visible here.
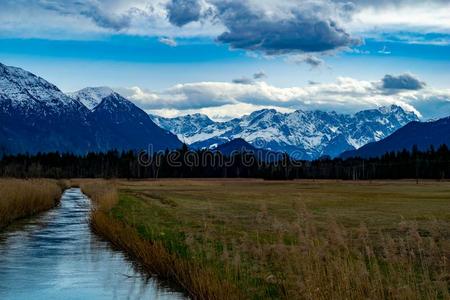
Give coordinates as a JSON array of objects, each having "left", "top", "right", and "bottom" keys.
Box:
[
  {"left": 167, "top": 0, "right": 361, "bottom": 55},
  {"left": 166, "top": 0, "right": 202, "bottom": 27},
  {"left": 13, "top": 0, "right": 362, "bottom": 55},
  {"left": 213, "top": 1, "right": 361, "bottom": 55},
  {"left": 382, "top": 73, "right": 426, "bottom": 90}
]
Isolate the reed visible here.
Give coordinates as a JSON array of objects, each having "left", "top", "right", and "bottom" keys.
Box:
[
  {"left": 82, "top": 179, "right": 450, "bottom": 299},
  {"left": 0, "top": 179, "right": 66, "bottom": 229},
  {"left": 80, "top": 180, "right": 241, "bottom": 299}
]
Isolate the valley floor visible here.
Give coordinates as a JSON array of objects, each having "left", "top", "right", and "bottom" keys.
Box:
[{"left": 83, "top": 179, "right": 450, "bottom": 299}]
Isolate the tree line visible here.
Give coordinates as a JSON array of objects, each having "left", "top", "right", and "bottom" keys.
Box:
[{"left": 1, "top": 144, "right": 449, "bottom": 180}]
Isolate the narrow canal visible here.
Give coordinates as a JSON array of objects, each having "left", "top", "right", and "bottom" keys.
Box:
[{"left": 0, "top": 188, "right": 185, "bottom": 300}]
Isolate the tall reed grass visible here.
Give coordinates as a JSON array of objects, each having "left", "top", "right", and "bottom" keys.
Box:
[
  {"left": 235, "top": 205, "right": 450, "bottom": 299},
  {"left": 133, "top": 203, "right": 450, "bottom": 299},
  {"left": 80, "top": 181, "right": 241, "bottom": 299},
  {"left": 81, "top": 180, "right": 450, "bottom": 299},
  {"left": 0, "top": 179, "right": 66, "bottom": 229}
]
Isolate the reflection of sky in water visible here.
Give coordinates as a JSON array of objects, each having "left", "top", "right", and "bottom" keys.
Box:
[{"left": 0, "top": 188, "right": 185, "bottom": 300}]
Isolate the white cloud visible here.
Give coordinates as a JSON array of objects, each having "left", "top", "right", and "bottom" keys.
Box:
[
  {"left": 350, "top": 2, "right": 450, "bottom": 35},
  {"left": 158, "top": 36, "right": 177, "bottom": 46},
  {"left": 148, "top": 103, "right": 294, "bottom": 121},
  {"left": 119, "top": 75, "right": 450, "bottom": 120},
  {"left": 347, "top": 1, "right": 450, "bottom": 44}
]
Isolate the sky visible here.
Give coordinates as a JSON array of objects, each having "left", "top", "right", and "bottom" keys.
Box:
[{"left": 1, "top": 0, "right": 450, "bottom": 121}]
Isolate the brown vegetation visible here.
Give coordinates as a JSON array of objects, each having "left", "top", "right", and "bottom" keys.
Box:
[
  {"left": 80, "top": 180, "right": 239, "bottom": 299},
  {"left": 0, "top": 179, "right": 66, "bottom": 229},
  {"left": 83, "top": 179, "right": 450, "bottom": 299}
]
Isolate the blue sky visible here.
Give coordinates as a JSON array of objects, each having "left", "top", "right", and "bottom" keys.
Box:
[{"left": 1, "top": 0, "right": 449, "bottom": 120}]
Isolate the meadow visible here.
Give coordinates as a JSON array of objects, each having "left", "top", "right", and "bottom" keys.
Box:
[
  {"left": 83, "top": 179, "right": 450, "bottom": 299},
  {"left": 0, "top": 179, "right": 66, "bottom": 229}
]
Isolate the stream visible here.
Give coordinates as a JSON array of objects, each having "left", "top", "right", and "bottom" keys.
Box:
[{"left": 0, "top": 188, "right": 185, "bottom": 300}]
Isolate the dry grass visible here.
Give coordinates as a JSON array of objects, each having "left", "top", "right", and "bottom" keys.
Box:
[
  {"left": 0, "top": 178, "right": 66, "bottom": 229},
  {"left": 84, "top": 179, "right": 450, "bottom": 299},
  {"left": 80, "top": 180, "right": 240, "bottom": 299}
]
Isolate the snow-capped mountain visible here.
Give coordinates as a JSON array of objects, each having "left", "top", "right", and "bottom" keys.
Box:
[
  {"left": 0, "top": 62, "right": 181, "bottom": 154},
  {"left": 0, "top": 63, "right": 84, "bottom": 112},
  {"left": 0, "top": 62, "right": 93, "bottom": 154},
  {"left": 0, "top": 62, "right": 419, "bottom": 158},
  {"left": 68, "top": 86, "right": 115, "bottom": 110},
  {"left": 88, "top": 91, "right": 182, "bottom": 151},
  {"left": 150, "top": 106, "right": 419, "bottom": 159},
  {"left": 341, "top": 116, "right": 450, "bottom": 159},
  {"left": 150, "top": 113, "right": 215, "bottom": 142}
]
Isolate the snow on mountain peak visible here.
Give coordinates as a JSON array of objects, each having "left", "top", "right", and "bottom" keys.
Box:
[
  {"left": 0, "top": 63, "right": 183, "bottom": 154},
  {"left": 0, "top": 62, "right": 77, "bottom": 110},
  {"left": 152, "top": 106, "right": 419, "bottom": 159},
  {"left": 149, "top": 113, "right": 216, "bottom": 142},
  {"left": 68, "top": 87, "right": 115, "bottom": 110}
]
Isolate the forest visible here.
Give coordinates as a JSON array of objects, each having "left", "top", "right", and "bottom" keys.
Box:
[{"left": 1, "top": 144, "right": 449, "bottom": 180}]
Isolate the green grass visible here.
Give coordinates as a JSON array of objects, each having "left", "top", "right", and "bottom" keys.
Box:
[{"left": 108, "top": 179, "right": 450, "bottom": 299}]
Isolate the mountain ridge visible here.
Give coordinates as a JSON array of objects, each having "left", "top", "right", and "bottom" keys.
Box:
[
  {"left": 0, "top": 63, "right": 181, "bottom": 154},
  {"left": 68, "top": 86, "right": 115, "bottom": 110},
  {"left": 0, "top": 62, "right": 424, "bottom": 159},
  {"left": 150, "top": 105, "right": 419, "bottom": 159},
  {"left": 341, "top": 116, "right": 450, "bottom": 159}
]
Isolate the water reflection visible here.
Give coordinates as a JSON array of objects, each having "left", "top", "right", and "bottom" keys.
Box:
[{"left": 0, "top": 188, "right": 185, "bottom": 300}]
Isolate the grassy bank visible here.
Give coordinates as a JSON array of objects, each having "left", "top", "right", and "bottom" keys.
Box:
[
  {"left": 86, "top": 179, "right": 450, "bottom": 299},
  {"left": 0, "top": 179, "right": 66, "bottom": 229},
  {"left": 80, "top": 180, "right": 239, "bottom": 299}
]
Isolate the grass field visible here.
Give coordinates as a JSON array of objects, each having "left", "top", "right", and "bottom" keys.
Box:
[
  {"left": 0, "top": 179, "right": 66, "bottom": 229},
  {"left": 87, "top": 179, "right": 450, "bottom": 299}
]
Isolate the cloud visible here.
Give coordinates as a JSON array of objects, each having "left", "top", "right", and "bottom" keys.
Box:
[
  {"left": 166, "top": 0, "right": 202, "bottom": 27},
  {"left": 148, "top": 103, "right": 294, "bottom": 121},
  {"left": 347, "top": 0, "right": 450, "bottom": 44},
  {"left": 121, "top": 73, "right": 450, "bottom": 120},
  {"left": 0, "top": 0, "right": 218, "bottom": 39},
  {"left": 232, "top": 77, "right": 254, "bottom": 85},
  {"left": 377, "top": 46, "right": 391, "bottom": 54},
  {"left": 2, "top": 0, "right": 450, "bottom": 48},
  {"left": 159, "top": 36, "right": 177, "bottom": 46},
  {"left": 382, "top": 73, "right": 426, "bottom": 90},
  {"left": 288, "top": 54, "right": 326, "bottom": 68},
  {"left": 119, "top": 84, "right": 237, "bottom": 110},
  {"left": 213, "top": 1, "right": 361, "bottom": 55},
  {"left": 253, "top": 71, "right": 267, "bottom": 80},
  {"left": 36, "top": 0, "right": 141, "bottom": 31}
]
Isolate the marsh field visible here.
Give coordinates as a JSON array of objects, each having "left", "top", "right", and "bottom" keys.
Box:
[
  {"left": 76, "top": 179, "right": 450, "bottom": 299},
  {"left": 0, "top": 179, "right": 66, "bottom": 229},
  {"left": 1, "top": 178, "right": 449, "bottom": 299}
]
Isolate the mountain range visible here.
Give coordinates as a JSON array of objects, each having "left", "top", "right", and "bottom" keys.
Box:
[
  {"left": 0, "top": 63, "right": 181, "bottom": 154},
  {"left": 2, "top": 62, "right": 445, "bottom": 160},
  {"left": 150, "top": 106, "right": 419, "bottom": 159},
  {"left": 341, "top": 116, "right": 450, "bottom": 158}
]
